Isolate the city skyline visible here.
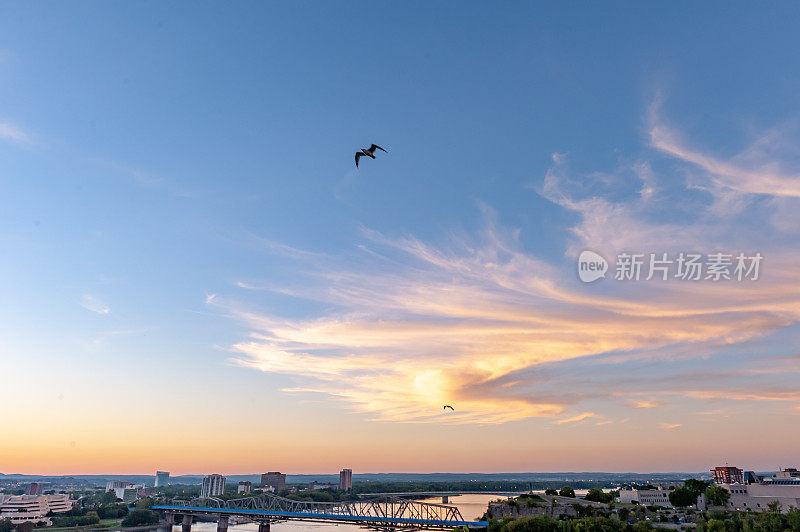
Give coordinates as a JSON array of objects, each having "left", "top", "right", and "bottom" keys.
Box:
[{"left": 1, "top": 3, "right": 800, "bottom": 474}]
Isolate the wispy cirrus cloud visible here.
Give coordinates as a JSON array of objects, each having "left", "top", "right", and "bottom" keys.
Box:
[
  {"left": 80, "top": 294, "right": 110, "bottom": 315},
  {"left": 212, "top": 214, "right": 800, "bottom": 423},
  {"left": 213, "top": 99, "right": 800, "bottom": 425},
  {"left": 648, "top": 98, "right": 800, "bottom": 199},
  {"left": 0, "top": 121, "right": 30, "bottom": 144},
  {"left": 633, "top": 400, "right": 665, "bottom": 409},
  {"left": 555, "top": 412, "right": 598, "bottom": 424}
]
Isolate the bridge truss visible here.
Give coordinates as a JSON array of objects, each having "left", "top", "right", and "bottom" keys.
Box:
[{"left": 165, "top": 492, "right": 473, "bottom": 529}]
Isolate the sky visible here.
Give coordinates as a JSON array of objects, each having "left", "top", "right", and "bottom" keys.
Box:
[{"left": 1, "top": 2, "right": 800, "bottom": 476}]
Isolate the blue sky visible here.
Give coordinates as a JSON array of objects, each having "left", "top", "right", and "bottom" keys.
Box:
[{"left": 2, "top": 3, "right": 800, "bottom": 474}]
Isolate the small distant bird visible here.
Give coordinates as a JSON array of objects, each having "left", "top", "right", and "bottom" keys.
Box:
[
  {"left": 443, "top": 405, "right": 454, "bottom": 411},
  {"left": 355, "top": 144, "right": 387, "bottom": 167}
]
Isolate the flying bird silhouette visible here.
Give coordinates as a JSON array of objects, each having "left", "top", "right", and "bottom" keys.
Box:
[
  {"left": 443, "top": 405, "right": 454, "bottom": 411},
  {"left": 355, "top": 144, "right": 387, "bottom": 167}
]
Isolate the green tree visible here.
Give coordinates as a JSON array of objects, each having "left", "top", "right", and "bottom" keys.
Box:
[
  {"left": 15, "top": 522, "right": 35, "bottom": 532},
  {"left": 505, "top": 516, "right": 559, "bottom": 532},
  {"left": 703, "top": 486, "right": 730, "bottom": 507},
  {"left": 487, "top": 516, "right": 514, "bottom": 532},
  {"left": 97, "top": 503, "right": 128, "bottom": 519},
  {"left": 559, "top": 487, "right": 575, "bottom": 498},
  {"left": 572, "top": 516, "right": 624, "bottom": 532},
  {"left": 585, "top": 489, "right": 613, "bottom": 504},
  {"left": 135, "top": 498, "right": 153, "bottom": 510},
  {"left": 684, "top": 479, "right": 711, "bottom": 496},
  {"left": 754, "top": 511, "right": 784, "bottom": 532},
  {"left": 0, "top": 520, "right": 12, "bottom": 532},
  {"left": 785, "top": 507, "right": 800, "bottom": 531},
  {"left": 766, "top": 500, "right": 782, "bottom": 514},
  {"left": 121, "top": 509, "right": 158, "bottom": 527},
  {"left": 669, "top": 487, "right": 697, "bottom": 508},
  {"left": 544, "top": 489, "right": 557, "bottom": 496}
]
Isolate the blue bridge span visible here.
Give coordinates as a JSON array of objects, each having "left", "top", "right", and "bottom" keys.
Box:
[{"left": 153, "top": 493, "right": 488, "bottom": 531}]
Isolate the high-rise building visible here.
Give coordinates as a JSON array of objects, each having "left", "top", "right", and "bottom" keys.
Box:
[
  {"left": 201, "top": 474, "right": 226, "bottom": 498},
  {"left": 339, "top": 469, "right": 352, "bottom": 492},
  {"left": 260, "top": 472, "right": 286, "bottom": 492},
  {"left": 155, "top": 471, "right": 170, "bottom": 487},
  {"left": 237, "top": 481, "right": 252, "bottom": 494},
  {"left": 712, "top": 466, "right": 744, "bottom": 485},
  {"left": 23, "top": 483, "right": 44, "bottom": 496}
]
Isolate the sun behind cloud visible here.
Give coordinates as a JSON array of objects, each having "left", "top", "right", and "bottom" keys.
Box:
[{"left": 214, "top": 105, "right": 800, "bottom": 426}]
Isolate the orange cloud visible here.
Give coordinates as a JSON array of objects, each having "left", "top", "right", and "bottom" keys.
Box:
[
  {"left": 633, "top": 400, "right": 665, "bottom": 409},
  {"left": 555, "top": 412, "right": 598, "bottom": 424},
  {"left": 218, "top": 107, "right": 800, "bottom": 426}
]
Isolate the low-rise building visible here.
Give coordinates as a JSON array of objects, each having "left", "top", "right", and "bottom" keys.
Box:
[
  {"left": 0, "top": 494, "right": 73, "bottom": 525},
  {"left": 718, "top": 482, "right": 800, "bottom": 513},
  {"left": 617, "top": 487, "right": 673, "bottom": 507},
  {"left": 774, "top": 468, "right": 800, "bottom": 479},
  {"left": 308, "top": 482, "right": 337, "bottom": 491},
  {"left": 712, "top": 465, "right": 800, "bottom": 514}
]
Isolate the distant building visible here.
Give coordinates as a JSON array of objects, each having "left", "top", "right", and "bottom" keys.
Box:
[
  {"left": 0, "top": 494, "right": 72, "bottom": 525},
  {"left": 105, "top": 481, "right": 142, "bottom": 502},
  {"left": 155, "top": 471, "right": 170, "bottom": 487},
  {"left": 712, "top": 466, "right": 744, "bottom": 485},
  {"left": 105, "top": 481, "right": 130, "bottom": 491},
  {"left": 237, "top": 481, "right": 252, "bottom": 494},
  {"left": 138, "top": 487, "right": 156, "bottom": 498},
  {"left": 617, "top": 487, "right": 672, "bottom": 507},
  {"left": 115, "top": 488, "right": 139, "bottom": 502},
  {"left": 260, "top": 472, "right": 286, "bottom": 492},
  {"left": 23, "top": 483, "right": 43, "bottom": 496},
  {"left": 201, "top": 474, "right": 226, "bottom": 498},
  {"left": 709, "top": 466, "right": 800, "bottom": 514},
  {"left": 761, "top": 468, "right": 800, "bottom": 486},
  {"left": 120, "top": 489, "right": 140, "bottom": 503},
  {"left": 775, "top": 468, "right": 800, "bottom": 479},
  {"left": 743, "top": 471, "right": 761, "bottom": 484},
  {"left": 339, "top": 469, "right": 352, "bottom": 492},
  {"left": 308, "top": 482, "right": 337, "bottom": 491}
]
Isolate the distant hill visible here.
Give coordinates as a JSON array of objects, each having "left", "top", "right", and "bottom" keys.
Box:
[{"left": 0, "top": 471, "right": 712, "bottom": 487}]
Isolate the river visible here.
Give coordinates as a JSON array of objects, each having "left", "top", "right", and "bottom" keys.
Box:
[
  {"left": 180, "top": 494, "right": 501, "bottom": 532},
  {"left": 169, "top": 490, "right": 615, "bottom": 532}
]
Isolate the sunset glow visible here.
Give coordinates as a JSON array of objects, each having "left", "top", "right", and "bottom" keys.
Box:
[{"left": 2, "top": 3, "right": 800, "bottom": 476}]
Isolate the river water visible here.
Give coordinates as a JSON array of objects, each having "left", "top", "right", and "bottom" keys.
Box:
[
  {"left": 172, "top": 490, "right": 613, "bottom": 532},
  {"left": 181, "top": 494, "right": 501, "bottom": 532}
]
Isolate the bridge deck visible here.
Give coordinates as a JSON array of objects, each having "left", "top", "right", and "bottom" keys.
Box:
[
  {"left": 358, "top": 492, "right": 522, "bottom": 497},
  {"left": 153, "top": 505, "right": 488, "bottom": 529}
]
